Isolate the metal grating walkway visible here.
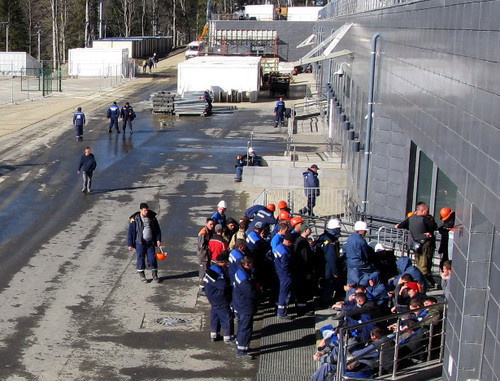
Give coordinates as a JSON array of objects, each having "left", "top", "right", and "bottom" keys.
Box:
[{"left": 255, "top": 300, "right": 317, "bottom": 381}]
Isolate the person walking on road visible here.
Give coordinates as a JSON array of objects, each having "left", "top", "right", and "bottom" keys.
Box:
[
  {"left": 107, "top": 101, "right": 121, "bottom": 133},
  {"left": 73, "top": 107, "right": 86, "bottom": 141},
  {"left": 128, "top": 203, "right": 162, "bottom": 283},
  {"left": 300, "top": 164, "right": 320, "bottom": 216},
  {"left": 77, "top": 146, "right": 97, "bottom": 194},
  {"left": 121, "top": 102, "right": 136, "bottom": 134}
]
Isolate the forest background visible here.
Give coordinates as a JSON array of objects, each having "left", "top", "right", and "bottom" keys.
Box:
[{"left": 0, "top": 0, "right": 244, "bottom": 67}]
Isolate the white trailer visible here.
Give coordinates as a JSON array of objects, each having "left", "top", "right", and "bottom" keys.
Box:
[
  {"left": 287, "top": 7, "right": 322, "bottom": 21},
  {"left": 177, "top": 56, "right": 261, "bottom": 100},
  {"left": 0, "top": 52, "right": 41, "bottom": 76},
  {"left": 243, "top": 4, "right": 274, "bottom": 20},
  {"left": 68, "top": 48, "right": 130, "bottom": 77}
]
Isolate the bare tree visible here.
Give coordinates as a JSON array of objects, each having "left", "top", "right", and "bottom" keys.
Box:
[{"left": 51, "top": 0, "right": 59, "bottom": 68}]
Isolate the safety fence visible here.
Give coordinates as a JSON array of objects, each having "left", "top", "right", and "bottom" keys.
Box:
[
  {"left": 332, "top": 302, "right": 447, "bottom": 380},
  {"left": 254, "top": 187, "right": 347, "bottom": 219},
  {"left": 319, "top": 0, "right": 424, "bottom": 18}
]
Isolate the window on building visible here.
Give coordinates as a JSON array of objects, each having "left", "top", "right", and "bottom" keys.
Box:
[
  {"left": 434, "top": 169, "right": 457, "bottom": 217},
  {"left": 407, "top": 143, "right": 457, "bottom": 217},
  {"left": 416, "top": 150, "right": 433, "bottom": 206}
]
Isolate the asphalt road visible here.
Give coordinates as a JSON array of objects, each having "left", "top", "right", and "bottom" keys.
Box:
[{"left": 0, "top": 60, "right": 286, "bottom": 380}]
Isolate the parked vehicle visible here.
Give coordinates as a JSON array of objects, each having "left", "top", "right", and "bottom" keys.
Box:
[{"left": 185, "top": 41, "right": 205, "bottom": 59}]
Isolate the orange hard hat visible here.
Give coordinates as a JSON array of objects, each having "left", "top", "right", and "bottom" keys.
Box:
[
  {"left": 267, "top": 203, "right": 276, "bottom": 212},
  {"left": 156, "top": 252, "right": 167, "bottom": 261},
  {"left": 290, "top": 216, "right": 304, "bottom": 227},
  {"left": 439, "top": 207, "right": 453, "bottom": 221},
  {"left": 278, "top": 201, "right": 288, "bottom": 210},
  {"left": 278, "top": 210, "right": 291, "bottom": 220},
  {"left": 407, "top": 211, "right": 414, "bottom": 218}
]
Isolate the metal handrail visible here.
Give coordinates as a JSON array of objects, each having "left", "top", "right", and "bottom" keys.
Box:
[{"left": 334, "top": 302, "right": 447, "bottom": 380}]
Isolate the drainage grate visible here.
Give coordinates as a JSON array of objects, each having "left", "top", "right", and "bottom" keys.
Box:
[{"left": 141, "top": 312, "right": 203, "bottom": 332}]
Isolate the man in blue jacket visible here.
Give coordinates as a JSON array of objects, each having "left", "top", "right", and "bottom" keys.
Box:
[
  {"left": 274, "top": 233, "right": 294, "bottom": 320},
  {"left": 107, "top": 101, "right": 121, "bottom": 133},
  {"left": 77, "top": 147, "right": 97, "bottom": 194},
  {"left": 274, "top": 97, "right": 286, "bottom": 127},
  {"left": 233, "top": 256, "right": 257, "bottom": 359},
  {"left": 204, "top": 252, "right": 234, "bottom": 344},
  {"left": 300, "top": 164, "right": 320, "bottom": 216},
  {"left": 127, "top": 203, "right": 162, "bottom": 283},
  {"left": 73, "top": 107, "right": 86, "bottom": 141},
  {"left": 343, "top": 221, "right": 374, "bottom": 284}
]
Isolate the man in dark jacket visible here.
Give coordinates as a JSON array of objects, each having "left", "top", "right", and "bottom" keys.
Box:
[
  {"left": 293, "top": 224, "right": 314, "bottom": 314},
  {"left": 233, "top": 256, "right": 257, "bottom": 359},
  {"left": 396, "top": 203, "right": 438, "bottom": 287},
  {"left": 204, "top": 252, "right": 234, "bottom": 344},
  {"left": 120, "top": 102, "right": 136, "bottom": 133},
  {"left": 300, "top": 164, "right": 320, "bottom": 216},
  {"left": 77, "top": 147, "right": 97, "bottom": 194},
  {"left": 127, "top": 203, "right": 162, "bottom": 283}
]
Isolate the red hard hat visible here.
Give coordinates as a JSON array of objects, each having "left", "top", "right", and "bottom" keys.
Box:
[
  {"left": 278, "top": 201, "right": 288, "bottom": 210},
  {"left": 278, "top": 211, "right": 291, "bottom": 220},
  {"left": 290, "top": 216, "right": 304, "bottom": 227},
  {"left": 267, "top": 203, "right": 276, "bottom": 212},
  {"left": 439, "top": 207, "right": 453, "bottom": 221}
]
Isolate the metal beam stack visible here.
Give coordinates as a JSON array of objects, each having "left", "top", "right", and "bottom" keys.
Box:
[
  {"left": 173, "top": 92, "right": 208, "bottom": 116},
  {"left": 151, "top": 91, "right": 176, "bottom": 114}
]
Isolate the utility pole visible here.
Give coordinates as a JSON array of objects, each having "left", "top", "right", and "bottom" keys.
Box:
[
  {"left": 99, "top": 0, "right": 104, "bottom": 39},
  {"left": 35, "top": 23, "right": 42, "bottom": 61}
]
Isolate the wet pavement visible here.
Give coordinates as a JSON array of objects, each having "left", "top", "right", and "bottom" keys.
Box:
[{"left": 0, "top": 52, "right": 318, "bottom": 380}]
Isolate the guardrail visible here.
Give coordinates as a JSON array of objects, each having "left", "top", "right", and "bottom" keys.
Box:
[
  {"left": 333, "top": 302, "right": 447, "bottom": 380},
  {"left": 319, "top": 0, "right": 424, "bottom": 18}
]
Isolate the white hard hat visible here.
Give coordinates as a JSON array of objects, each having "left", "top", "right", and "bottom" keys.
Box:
[
  {"left": 354, "top": 221, "right": 368, "bottom": 231},
  {"left": 217, "top": 200, "right": 227, "bottom": 208},
  {"left": 375, "top": 243, "right": 385, "bottom": 252},
  {"left": 248, "top": 147, "right": 255, "bottom": 153},
  {"left": 327, "top": 218, "right": 341, "bottom": 230}
]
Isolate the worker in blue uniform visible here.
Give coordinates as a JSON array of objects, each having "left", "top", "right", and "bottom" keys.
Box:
[
  {"left": 107, "top": 101, "right": 121, "bottom": 133},
  {"left": 73, "top": 107, "right": 86, "bottom": 141},
  {"left": 233, "top": 256, "right": 257, "bottom": 359},
  {"left": 273, "top": 233, "right": 294, "bottom": 320},
  {"left": 204, "top": 252, "right": 234, "bottom": 344},
  {"left": 229, "top": 239, "right": 247, "bottom": 284},
  {"left": 274, "top": 97, "right": 286, "bottom": 127}
]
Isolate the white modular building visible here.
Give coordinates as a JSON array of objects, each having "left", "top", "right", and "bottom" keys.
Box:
[
  {"left": 177, "top": 56, "right": 261, "bottom": 98},
  {"left": 243, "top": 4, "right": 275, "bottom": 20},
  {"left": 92, "top": 37, "right": 173, "bottom": 59},
  {"left": 287, "top": 7, "right": 322, "bottom": 21},
  {"left": 68, "top": 48, "right": 130, "bottom": 77},
  {"left": 0, "top": 52, "right": 41, "bottom": 76}
]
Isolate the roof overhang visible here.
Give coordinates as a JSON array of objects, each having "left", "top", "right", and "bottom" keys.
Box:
[{"left": 294, "top": 48, "right": 353, "bottom": 66}]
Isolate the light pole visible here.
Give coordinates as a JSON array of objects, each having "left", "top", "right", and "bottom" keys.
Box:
[{"left": 35, "top": 23, "right": 42, "bottom": 61}]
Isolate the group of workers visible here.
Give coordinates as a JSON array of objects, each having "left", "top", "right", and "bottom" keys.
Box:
[
  {"left": 72, "top": 101, "right": 136, "bottom": 141},
  {"left": 196, "top": 198, "right": 454, "bottom": 373}
]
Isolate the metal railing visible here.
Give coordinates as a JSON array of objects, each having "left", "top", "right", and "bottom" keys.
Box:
[
  {"left": 320, "top": 0, "right": 424, "bottom": 18},
  {"left": 256, "top": 187, "right": 347, "bottom": 218},
  {"left": 333, "top": 302, "right": 447, "bottom": 380}
]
